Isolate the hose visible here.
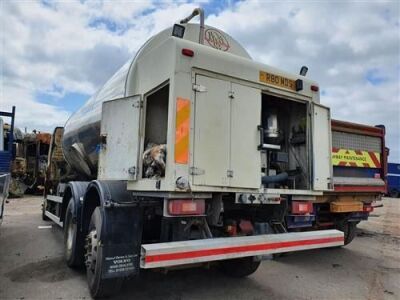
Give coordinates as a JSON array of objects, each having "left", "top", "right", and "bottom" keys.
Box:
[{"left": 261, "top": 172, "right": 288, "bottom": 185}]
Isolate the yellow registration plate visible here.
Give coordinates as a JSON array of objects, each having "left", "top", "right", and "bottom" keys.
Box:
[{"left": 259, "top": 71, "right": 296, "bottom": 91}]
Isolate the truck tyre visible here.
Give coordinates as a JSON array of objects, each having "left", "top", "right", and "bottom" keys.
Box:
[
  {"left": 85, "top": 207, "right": 122, "bottom": 298},
  {"left": 64, "top": 199, "right": 84, "bottom": 267},
  {"left": 336, "top": 221, "right": 357, "bottom": 246},
  {"left": 220, "top": 257, "right": 261, "bottom": 278}
]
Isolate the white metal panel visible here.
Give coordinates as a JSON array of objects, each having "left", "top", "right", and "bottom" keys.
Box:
[
  {"left": 193, "top": 75, "right": 230, "bottom": 187},
  {"left": 141, "top": 229, "right": 344, "bottom": 269},
  {"left": 230, "top": 83, "right": 261, "bottom": 188},
  {"left": 175, "top": 37, "right": 319, "bottom": 100},
  {"left": 98, "top": 96, "right": 141, "bottom": 180},
  {"left": 312, "top": 104, "right": 333, "bottom": 191}
]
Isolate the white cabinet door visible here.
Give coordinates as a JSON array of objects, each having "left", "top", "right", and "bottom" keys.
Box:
[
  {"left": 98, "top": 96, "right": 141, "bottom": 180},
  {"left": 193, "top": 75, "right": 230, "bottom": 187},
  {"left": 230, "top": 83, "right": 261, "bottom": 188},
  {"left": 312, "top": 103, "right": 333, "bottom": 191}
]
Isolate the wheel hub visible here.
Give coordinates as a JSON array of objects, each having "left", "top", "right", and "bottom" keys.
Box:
[{"left": 85, "top": 229, "right": 98, "bottom": 272}]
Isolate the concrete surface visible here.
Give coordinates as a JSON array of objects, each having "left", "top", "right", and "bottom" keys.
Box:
[{"left": 0, "top": 196, "right": 399, "bottom": 300}]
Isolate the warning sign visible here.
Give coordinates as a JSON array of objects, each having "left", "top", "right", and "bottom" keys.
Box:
[{"left": 332, "top": 148, "right": 381, "bottom": 168}]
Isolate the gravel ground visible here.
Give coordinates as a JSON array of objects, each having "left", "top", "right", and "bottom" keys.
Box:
[{"left": 0, "top": 196, "right": 399, "bottom": 300}]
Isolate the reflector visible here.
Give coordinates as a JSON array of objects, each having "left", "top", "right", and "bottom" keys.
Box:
[{"left": 168, "top": 199, "right": 205, "bottom": 215}]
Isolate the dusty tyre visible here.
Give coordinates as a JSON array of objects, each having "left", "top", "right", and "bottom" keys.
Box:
[
  {"left": 220, "top": 257, "right": 261, "bottom": 278},
  {"left": 85, "top": 207, "right": 122, "bottom": 298},
  {"left": 336, "top": 221, "right": 357, "bottom": 246},
  {"left": 41, "top": 199, "right": 50, "bottom": 221},
  {"left": 64, "top": 199, "right": 84, "bottom": 267}
]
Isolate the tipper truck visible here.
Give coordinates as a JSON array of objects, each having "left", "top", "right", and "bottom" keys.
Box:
[{"left": 42, "top": 9, "right": 386, "bottom": 298}]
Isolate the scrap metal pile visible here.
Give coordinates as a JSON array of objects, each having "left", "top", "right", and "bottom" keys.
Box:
[{"left": 9, "top": 129, "right": 51, "bottom": 197}]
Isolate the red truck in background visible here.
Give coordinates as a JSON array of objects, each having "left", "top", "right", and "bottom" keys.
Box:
[
  {"left": 286, "top": 119, "right": 386, "bottom": 245},
  {"left": 331, "top": 120, "right": 386, "bottom": 194}
]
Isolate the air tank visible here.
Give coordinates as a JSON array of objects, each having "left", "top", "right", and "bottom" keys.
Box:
[{"left": 62, "top": 23, "right": 251, "bottom": 179}]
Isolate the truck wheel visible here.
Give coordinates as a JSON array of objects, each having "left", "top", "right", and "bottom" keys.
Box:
[
  {"left": 64, "top": 199, "right": 84, "bottom": 267},
  {"left": 41, "top": 199, "right": 50, "bottom": 221},
  {"left": 85, "top": 207, "right": 122, "bottom": 298},
  {"left": 389, "top": 189, "right": 399, "bottom": 198},
  {"left": 220, "top": 257, "right": 261, "bottom": 278},
  {"left": 336, "top": 221, "right": 357, "bottom": 246}
]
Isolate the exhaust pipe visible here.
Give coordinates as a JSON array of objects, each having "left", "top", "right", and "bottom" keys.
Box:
[{"left": 180, "top": 8, "right": 205, "bottom": 44}]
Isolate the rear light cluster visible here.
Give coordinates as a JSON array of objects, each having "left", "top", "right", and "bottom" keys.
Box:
[
  {"left": 292, "top": 201, "right": 313, "bottom": 215},
  {"left": 168, "top": 199, "right": 205, "bottom": 216},
  {"left": 363, "top": 204, "right": 374, "bottom": 213}
]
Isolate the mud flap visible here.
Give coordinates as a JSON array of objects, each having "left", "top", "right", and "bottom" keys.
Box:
[{"left": 100, "top": 206, "right": 143, "bottom": 279}]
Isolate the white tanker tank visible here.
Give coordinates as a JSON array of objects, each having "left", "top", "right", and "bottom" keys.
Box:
[{"left": 61, "top": 22, "right": 251, "bottom": 179}]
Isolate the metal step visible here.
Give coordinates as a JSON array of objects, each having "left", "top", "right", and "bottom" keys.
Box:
[
  {"left": 46, "top": 195, "right": 63, "bottom": 203},
  {"left": 44, "top": 211, "right": 63, "bottom": 227},
  {"left": 140, "top": 229, "right": 344, "bottom": 269}
]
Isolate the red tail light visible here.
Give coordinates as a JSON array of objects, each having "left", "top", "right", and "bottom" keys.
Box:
[
  {"left": 292, "top": 201, "right": 313, "bottom": 214},
  {"left": 310, "top": 85, "right": 319, "bottom": 92},
  {"left": 168, "top": 199, "right": 205, "bottom": 216},
  {"left": 182, "top": 48, "right": 194, "bottom": 57}
]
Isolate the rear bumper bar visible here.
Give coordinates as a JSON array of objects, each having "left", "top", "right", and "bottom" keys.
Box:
[{"left": 141, "top": 229, "right": 344, "bottom": 269}]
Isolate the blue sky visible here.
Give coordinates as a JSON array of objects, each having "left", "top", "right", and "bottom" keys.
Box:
[
  {"left": 1, "top": 0, "right": 399, "bottom": 161},
  {"left": 365, "top": 68, "right": 389, "bottom": 86},
  {"left": 36, "top": 91, "right": 88, "bottom": 112}
]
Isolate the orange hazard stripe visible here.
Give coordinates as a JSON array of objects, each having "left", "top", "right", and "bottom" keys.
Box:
[{"left": 175, "top": 98, "right": 190, "bottom": 164}]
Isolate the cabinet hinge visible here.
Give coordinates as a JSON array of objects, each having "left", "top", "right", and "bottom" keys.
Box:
[
  {"left": 190, "top": 167, "right": 205, "bottom": 175},
  {"left": 128, "top": 166, "right": 136, "bottom": 176},
  {"left": 193, "top": 84, "right": 207, "bottom": 93},
  {"left": 227, "top": 170, "right": 234, "bottom": 178},
  {"left": 133, "top": 100, "right": 143, "bottom": 108}
]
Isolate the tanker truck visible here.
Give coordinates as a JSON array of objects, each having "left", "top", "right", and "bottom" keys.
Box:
[{"left": 42, "top": 8, "right": 385, "bottom": 298}]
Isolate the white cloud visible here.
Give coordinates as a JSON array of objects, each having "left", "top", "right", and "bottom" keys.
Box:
[
  {"left": 0, "top": 0, "right": 202, "bottom": 131},
  {"left": 0, "top": 0, "right": 399, "bottom": 161},
  {"left": 1, "top": 83, "right": 70, "bottom": 131}
]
